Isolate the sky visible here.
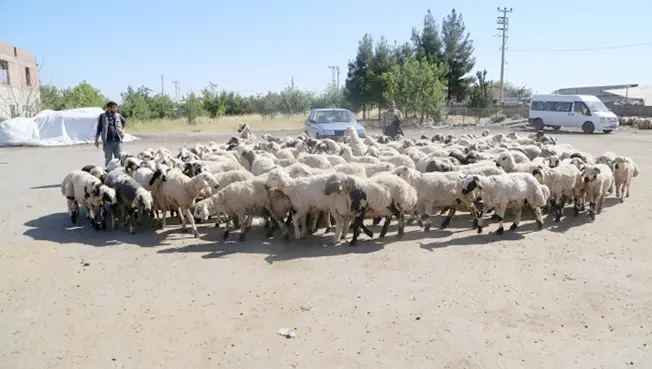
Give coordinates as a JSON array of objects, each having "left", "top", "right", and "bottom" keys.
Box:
[{"left": 3, "top": 0, "right": 651, "bottom": 102}]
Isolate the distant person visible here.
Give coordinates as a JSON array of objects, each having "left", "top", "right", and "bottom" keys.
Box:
[
  {"left": 382, "top": 100, "right": 404, "bottom": 137},
  {"left": 95, "top": 101, "right": 127, "bottom": 166}
]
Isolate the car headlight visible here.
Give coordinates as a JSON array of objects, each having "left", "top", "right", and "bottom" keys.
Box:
[{"left": 322, "top": 130, "right": 334, "bottom": 136}]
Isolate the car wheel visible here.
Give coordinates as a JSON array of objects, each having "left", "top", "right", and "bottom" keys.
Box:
[
  {"left": 533, "top": 118, "right": 544, "bottom": 131},
  {"left": 582, "top": 121, "right": 595, "bottom": 134},
  {"left": 603, "top": 130, "right": 612, "bottom": 134}
]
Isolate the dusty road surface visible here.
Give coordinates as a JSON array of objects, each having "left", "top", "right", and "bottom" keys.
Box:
[{"left": 1, "top": 126, "right": 651, "bottom": 369}]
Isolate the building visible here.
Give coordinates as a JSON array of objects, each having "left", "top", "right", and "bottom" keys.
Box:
[
  {"left": 0, "top": 41, "right": 40, "bottom": 119},
  {"left": 552, "top": 84, "right": 640, "bottom": 105}
]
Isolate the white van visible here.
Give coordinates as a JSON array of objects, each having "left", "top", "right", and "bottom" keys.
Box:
[{"left": 528, "top": 94, "right": 620, "bottom": 134}]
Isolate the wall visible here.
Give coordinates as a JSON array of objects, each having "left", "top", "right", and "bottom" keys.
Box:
[
  {"left": 608, "top": 104, "right": 652, "bottom": 117},
  {"left": 0, "top": 41, "right": 40, "bottom": 119}
]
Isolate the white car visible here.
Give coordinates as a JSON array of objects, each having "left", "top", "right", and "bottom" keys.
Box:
[
  {"left": 304, "top": 108, "right": 365, "bottom": 139},
  {"left": 528, "top": 94, "right": 619, "bottom": 134}
]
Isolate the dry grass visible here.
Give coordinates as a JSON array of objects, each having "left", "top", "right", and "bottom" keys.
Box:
[{"left": 127, "top": 114, "right": 308, "bottom": 134}]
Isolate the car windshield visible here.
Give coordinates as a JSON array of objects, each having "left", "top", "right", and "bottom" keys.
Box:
[
  {"left": 586, "top": 101, "right": 609, "bottom": 112},
  {"left": 314, "top": 110, "right": 355, "bottom": 123}
]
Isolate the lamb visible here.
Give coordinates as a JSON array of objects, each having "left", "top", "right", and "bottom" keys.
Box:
[
  {"left": 61, "top": 170, "right": 116, "bottom": 229},
  {"left": 612, "top": 157, "right": 639, "bottom": 202},
  {"left": 495, "top": 152, "right": 541, "bottom": 173},
  {"left": 81, "top": 165, "right": 107, "bottom": 182},
  {"left": 531, "top": 163, "right": 582, "bottom": 222},
  {"left": 581, "top": 164, "right": 614, "bottom": 220},
  {"left": 340, "top": 146, "right": 380, "bottom": 164},
  {"left": 104, "top": 169, "right": 154, "bottom": 234},
  {"left": 150, "top": 168, "right": 220, "bottom": 237},
  {"left": 194, "top": 176, "right": 292, "bottom": 241},
  {"left": 460, "top": 172, "right": 547, "bottom": 234}
]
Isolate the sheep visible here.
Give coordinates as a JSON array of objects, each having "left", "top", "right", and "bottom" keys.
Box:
[
  {"left": 495, "top": 152, "right": 540, "bottom": 173},
  {"left": 104, "top": 170, "right": 154, "bottom": 234},
  {"left": 379, "top": 153, "right": 416, "bottom": 168},
  {"left": 264, "top": 168, "right": 342, "bottom": 241},
  {"left": 344, "top": 126, "right": 367, "bottom": 156},
  {"left": 238, "top": 123, "right": 257, "bottom": 142},
  {"left": 460, "top": 172, "right": 547, "bottom": 234},
  {"left": 368, "top": 172, "right": 418, "bottom": 239},
  {"left": 360, "top": 162, "right": 396, "bottom": 177},
  {"left": 296, "top": 152, "right": 333, "bottom": 170},
  {"left": 612, "top": 157, "right": 639, "bottom": 202},
  {"left": 150, "top": 168, "right": 220, "bottom": 237},
  {"left": 581, "top": 164, "right": 614, "bottom": 220},
  {"left": 333, "top": 163, "right": 367, "bottom": 177},
  {"left": 595, "top": 151, "right": 617, "bottom": 168},
  {"left": 61, "top": 170, "right": 116, "bottom": 229},
  {"left": 193, "top": 177, "right": 292, "bottom": 241},
  {"left": 182, "top": 160, "right": 243, "bottom": 178},
  {"left": 340, "top": 146, "right": 380, "bottom": 164},
  {"left": 81, "top": 165, "right": 107, "bottom": 182},
  {"left": 531, "top": 163, "right": 582, "bottom": 222}
]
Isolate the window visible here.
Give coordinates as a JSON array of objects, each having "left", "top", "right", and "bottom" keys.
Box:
[
  {"left": 23, "top": 105, "right": 33, "bottom": 117},
  {"left": 0, "top": 60, "right": 9, "bottom": 85},
  {"left": 543, "top": 102, "right": 554, "bottom": 111},
  {"left": 553, "top": 102, "right": 572, "bottom": 112},
  {"left": 531, "top": 101, "right": 544, "bottom": 111},
  {"left": 25, "top": 67, "right": 31, "bottom": 86},
  {"left": 10, "top": 105, "right": 18, "bottom": 118},
  {"left": 573, "top": 102, "right": 590, "bottom": 116}
]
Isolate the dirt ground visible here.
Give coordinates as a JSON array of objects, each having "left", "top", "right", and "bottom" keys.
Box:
[{"left": 1, "top": 126, "right": 651, "bottom": 369}]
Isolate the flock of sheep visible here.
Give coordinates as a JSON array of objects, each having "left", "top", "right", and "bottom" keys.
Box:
[{"left": 61, "top": 124, "right": 640, "bottom": 245}]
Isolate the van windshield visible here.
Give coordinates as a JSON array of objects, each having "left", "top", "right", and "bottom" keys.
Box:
[{"left": 586, "top": 101, "right": 609, "bottom": 112}]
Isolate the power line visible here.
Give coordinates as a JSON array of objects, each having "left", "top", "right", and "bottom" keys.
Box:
[
  {"left": 510, "top": 41, "right": 652, "bottom": 53},
  {"left": 496, "top": 6, "right": 512, "bottom": 105}
]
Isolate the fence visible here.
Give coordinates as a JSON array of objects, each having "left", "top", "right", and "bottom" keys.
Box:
[
  {"left": 606, "top": 104, "right": 652, "bottom": 118},
  {"left": 360, "top": 105, "right": 530, "bottom": 128}
]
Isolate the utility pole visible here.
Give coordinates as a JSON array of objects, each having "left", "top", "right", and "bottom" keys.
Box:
[
  {"left": 328, "top": 66, "right": 337, "bottom": 92},
  {"left": 161, "top": 74, "right": 164, "bottom": 95},
  {"left": 496, "top": 7, "right": 512, "bottom": 105},
  {"left": 172, "top": 80, "right": 180, "bottom": 101},
  {"left": 335, "top": 66, "right": 340, "bottom": 93}
]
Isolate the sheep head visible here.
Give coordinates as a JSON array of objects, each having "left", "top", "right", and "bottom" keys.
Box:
[
  {"left": 495, "top": 152, "right": 515, "bottom": 169},
  {"left": 612, "top": 156, "right": 627, "bottom": 170},
  {"left": 134, "top": 189, "right": 153, "bottom": 212},
  {"left": 237, "top": 123, "right": 250, "bottom": 133},
  {"left": 193, "top": 200, "right": 212, "bottom": 221},
  {"left": 531, "top": 165, "right": 547, "bottom": 184},
  {"left": 461, "top": 175, "right": 482, "bottom": 195},
  {"left": 197, "top": 172, "right": 220, "bottom": 190},
  {"left": 264, "top": 168, "right": 291, "bottom": 192},
  {"left": 582, "top": 166, "right": 601, "bottom": 184}
]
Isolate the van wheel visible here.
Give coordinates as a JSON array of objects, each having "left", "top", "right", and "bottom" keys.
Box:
[
  {"left": 533, "top": 118, "right": 544, "bottom": 131},
  {"left": 582, "top": 121, "right": 595, "bottom": 134},
  {"left": 553, "top": 126, "right": 561, "bottom": 131},
  {"left": 603, "top": 130, "right": 612, "bottom": 134}
]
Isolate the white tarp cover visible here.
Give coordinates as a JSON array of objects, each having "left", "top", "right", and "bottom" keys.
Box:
[
  {"left": 0, "top": 107, "right": 139, "bottom": 147},
  {"left": 604, "top": 85, "right": 652, "bottom": 106}
]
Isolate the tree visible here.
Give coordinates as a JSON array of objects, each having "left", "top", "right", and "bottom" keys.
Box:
[
  {"left": 59, "top": 81, "right": 107, "bottom": 110},
  {"left": 149, "top": 94, "right": 176, "bottom": 119},
  {"left": 344, "top": 33, "right": 375, "bottom": 118},
  {"left": 391, "top": 41, "right": 414, "bottom": 65},
  {"left": 504, "top": 82, "right": 533, "bottom": 100},
  {"left": 382, "top": 56, "right": 446, "bottom": 124},
  {"left": 40, "top": 84, "right": 63, "bottom": 110},
  {"left": 441, "top": 8, "right": 475, "bottom": 103},
  {"left": 369, "top": 36, "right": 395, "bottom": 118},
  {"left": 278, "top": 78, "right": 312, "bottom": 116},
  {"left": 468, "top": 70, "right": 493, "bottom": 111},
  {"left": 120, "top": 86, "right": 154, "bottom": 119},
  {"left": 411, "top": 10, "right": 443, "bottom": 63},
  {"left": 182, "top": 92, "right": 202, "bottom": 123}
]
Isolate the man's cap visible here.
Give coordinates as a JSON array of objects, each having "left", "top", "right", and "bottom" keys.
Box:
[{"left": 107, "top": 101, "right": 118, "bottom": 107}]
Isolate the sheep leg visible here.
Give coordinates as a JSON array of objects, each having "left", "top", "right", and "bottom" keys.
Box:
[
  {"left": 372, "top": 217, "right": 382, "bottom": 226},
  {"left": 494, "top": 205, "right": 507, "bottom": 235},
  {"left": 532, "top": 204, "right": 544, "bottom": 230},
  {"left": 68, "top": 198, "right": 78, "bottom": 224},
  {"left": 615, "top": 183, "right": 621, "bottom": 199},
  {"left": 182, "top": 208, "right": 199, "bottom": 238},
  {"left": 87, "top": 205, "right": 100, "bottom": 230},
  {"left": 597, "top": 194, "right": 606, "bottom": 214},
  {"left": 223, "top": 214, "right": 237, "bottom": 240},
  {"left": 588, "top": 201, "right": 596, "bottom": 220},
  {"left": 290, "top": 211, "right": 303, "bottom": 240},
  {"left": 331, "top": 214, "right": 345, "bottom": 245},
  {"left": 422, "top": 202, "right": 434, "bottom": 232},
  {"left": 308, "top": 211, "right": 320, "bottom": 234},
  {"left": 349, "top": 213, "right": 366, "bottom": 246},
  {"left": 509, "top": 207, "right": 523, "bottom": 231},
  {"left": 625, "top": 181, "right": 631, "bottom": 198},
  {"left": 128, "top": 209, "right": 137, "bottom": 235},
  {"left": 239, "top": 215, "right": 252, "bottom": 242},
  {"left": 324, "top": 213, "right": 334, "bottom": 234},
  {"left": 379, "top": 216, "right": 392, "bottom": 238},
  {"left": 439, "top": 208, "right": 456, "bottom": 229},
  {"left": 341, "top": 216, "right": 352, "bottom": 239},
  {"left": 573, "top": 197, "right": 582, "bottom": 217},
  {"left": 475, "top": 198, "right": 486, "bottom": 233},
  {"left": 397, "top": 213, "right": 406, "bottom": 240}
]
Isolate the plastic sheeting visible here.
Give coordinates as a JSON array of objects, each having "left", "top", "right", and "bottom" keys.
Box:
[{"left": 0, "top": 107, "right": 140, "bottom": 147}]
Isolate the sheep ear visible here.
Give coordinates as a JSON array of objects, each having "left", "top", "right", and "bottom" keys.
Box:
[
  {"left": 594, "top": 167, "right": 601, "bottom": 174},
  {"left": 84, "top": 191, "right": 90, "bottom": 199}
]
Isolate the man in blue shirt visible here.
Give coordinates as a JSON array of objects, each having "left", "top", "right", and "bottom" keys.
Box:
[{"left": 95, "top": 101, "right": 127, "bottom": 166}]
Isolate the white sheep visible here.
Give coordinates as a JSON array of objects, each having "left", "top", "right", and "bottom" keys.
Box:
[
  {"left": 612, "top": 157, "right": 639, "bottom": 202},
  {"left": 581, "top": 164, "right": 614, "bottom": 220},
  {"left": 495, "top": 152, "right": 540, "bottom": 173},
  {"left": 344, "top": 126, "right": 367, "bottom": 156},
  {"left": 531, "top": 163, "right": 582, "bottom": 222},
  {"left": 460, "top": 172, "right": 547, "bottom": 234},
  {"left": 81, "top": 165, "right": 107, "bottom": 182},
  {"left": 61, "top": 170, "right": 116, "bottom": 229},
  {"left": 333, "top": 163, "right": 367, "bottom": 177},
  {"left": 368, "top": 172, "right": 418, "bottom": 239},
  {"left": 150, "top": 168, "right": 220, "bottom": 237},
  {"left": 340, "top": 146, "right": 380, "bottom": 164}
]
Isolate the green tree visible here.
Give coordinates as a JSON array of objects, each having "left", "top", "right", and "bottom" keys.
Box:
[
  {"left": 253, "top": 92, "right": 282, "bottom": 118},
  {"left": 278, "top": 78, "right": 312, "bottom": 115},
  {"left": 182, "top": 92, "right": 202, "bottom": 124},
  {"left": 504, "top": 82, "right": 533, "bottom": 100},
  {"left": 411, "top": 10, "right": 443, "bottom": 63},
  {"left": 441, "top": 8, "right": 475, "bottom": 103},
  {"left": 382, "top": 56, "right": 446, "bottom": 124},
  {"left": 344, "top": 33, "right": 375, "bottom": 118},
  {"left": 40, "top": 84, "right": 63, "bottom": 110},
  {"left": 370, "top": 36, "right": 395, "bottom": 118},
  {"left": 391, "top": 41, "right": 414, "bottom": 65},
  {"left": 120, "top": 86, "right": 154, "bottom": 119},
  {"left": 468, "top": 70, "right": 493, "bottom": 110},
  {"left": 150, "top": 94, "right": 176, "bottom": 118},
  {"left": 60, "top": 81, "right": 107, "bottom": 109},
  {"left": 201, "top": 83, "right": 226, "bottom": 118},
  {"left": 312, "top": 89, "right": 343, "bottom": 109}
]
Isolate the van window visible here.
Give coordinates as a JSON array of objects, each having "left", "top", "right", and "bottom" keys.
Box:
[
  {"left": 543, "top": 102, "right": 554, "bottom": 111},
  {"left": 573, "top": 102, "right": 590, "bottom": 116},
  {"left": 553, "top": 102, "right": 572, "bottom": 112},
  {"left": 531, "top": 101, "right": 544, "bottom": 111}
]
